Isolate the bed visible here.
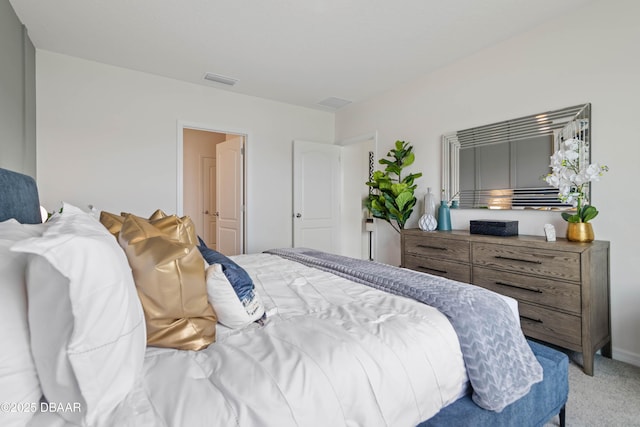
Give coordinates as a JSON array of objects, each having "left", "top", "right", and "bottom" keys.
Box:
[{"left": 0, "top": 167, "right": 568, "bottom": 427}]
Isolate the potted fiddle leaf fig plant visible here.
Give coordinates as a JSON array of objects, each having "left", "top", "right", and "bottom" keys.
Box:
[{"left": 366, "top": 140, "right": 422, "bottom": 233}]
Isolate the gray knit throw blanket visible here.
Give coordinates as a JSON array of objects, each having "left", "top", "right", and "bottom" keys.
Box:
[{"left": 264, "top": 248, "right": 543, "bottom": 412}]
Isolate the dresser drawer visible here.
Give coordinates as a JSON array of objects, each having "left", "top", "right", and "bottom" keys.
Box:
[
  {"left": 404, "top": 254, "right": 471, "bottom": 283},
  {"left": 472, "top": 243, "right": 581, "bottom": 282},
  {"left": 473, "top": 266, "right": 581, "bottom": 314},
  {"left": 519, "top": 302, "right": 581, "bottom": 348},
  {"left": 404, "top": 234, "right": 470, "bottom": 263},
  {"left": 401, "top": 229, "right": 610, "bottom": 376}
]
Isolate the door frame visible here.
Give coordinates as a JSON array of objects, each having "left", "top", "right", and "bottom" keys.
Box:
[{"left": 176, "top": 120, "right": 249, "bottom": 253}]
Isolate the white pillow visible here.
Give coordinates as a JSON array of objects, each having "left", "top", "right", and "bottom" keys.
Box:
[
  {"left": 11, "top": 203, "right": 146, "bottom": 426},
  {"left": 205, "top": 263, "right": 266, "bottom": 329},
  {"left": 0, "top": 219, "right": 46, "bottom": 427}
]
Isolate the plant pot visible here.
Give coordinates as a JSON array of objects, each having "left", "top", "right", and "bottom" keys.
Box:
[{"left": 566, "top": 222, "right": 594, "bottom": 242}]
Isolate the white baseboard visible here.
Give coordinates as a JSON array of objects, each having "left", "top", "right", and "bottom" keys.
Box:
[{"left": 613, "top": 347, "right": 640, "bottom": 368}]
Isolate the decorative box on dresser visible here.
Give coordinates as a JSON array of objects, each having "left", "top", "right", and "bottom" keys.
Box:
[{"left": 401, "top": 228, "right": 611, "bottom": 375}]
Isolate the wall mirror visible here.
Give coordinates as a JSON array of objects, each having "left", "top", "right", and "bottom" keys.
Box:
[{"left": 442, "top": 103, "right": 590, "bottom": 210}]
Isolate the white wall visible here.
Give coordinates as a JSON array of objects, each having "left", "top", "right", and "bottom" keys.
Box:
[
  {"left": 36, "top": 51, "right": 334, "bottom": 254},
  {"left": 336, "top": 0, "right": 640, "bottom": 365}
]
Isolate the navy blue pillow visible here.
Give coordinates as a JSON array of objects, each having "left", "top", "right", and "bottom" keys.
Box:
[{"left": 197, "top": 237, "right": 255, "bottom": 303}]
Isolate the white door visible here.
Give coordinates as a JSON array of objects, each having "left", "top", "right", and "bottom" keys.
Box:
[
  {"left": 216, "top": 136, "right": 244, "bottom": 255},
  {"left": 293, "top": 140, "right": 341, "bottom": 253},
  {"left": 201, "top": 156, "right": 216, "bottom": 249}
]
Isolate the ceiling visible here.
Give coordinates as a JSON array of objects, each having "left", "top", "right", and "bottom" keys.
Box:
[{"left": 10, "top": 0, "right": 595, "bottom": 111}]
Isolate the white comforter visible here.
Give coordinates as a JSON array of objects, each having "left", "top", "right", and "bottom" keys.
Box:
[{"left": 30, "top": 253, "right": 469, "bottom": 427}]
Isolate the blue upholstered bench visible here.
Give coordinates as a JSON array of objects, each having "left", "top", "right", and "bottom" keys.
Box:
[{"left": 418, "top": 340, "right": 568, "bottom": 427}]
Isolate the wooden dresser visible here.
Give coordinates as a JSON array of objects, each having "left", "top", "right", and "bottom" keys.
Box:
[{"left": 401, "top": 228, "right": 611, "bottom": 375}]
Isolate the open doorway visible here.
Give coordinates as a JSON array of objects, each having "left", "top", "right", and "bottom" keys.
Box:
[
  {"left": 178, "top": 123, "right": 246, "bottom": 255},
  {"left": 339, "top": 133, "right": 377, "bottom": 260}
]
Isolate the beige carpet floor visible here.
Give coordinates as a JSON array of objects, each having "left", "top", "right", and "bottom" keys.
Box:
[{"left": 544, "top": 351, "right": 640, "bottom": 427}]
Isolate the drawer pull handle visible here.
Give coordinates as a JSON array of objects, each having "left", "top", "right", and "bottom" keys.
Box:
[
  {"left": 417, "top": 244, "right": 448, "bottom": 251},
  {"left": 495, "top": 281, "right": 543, "bottom": 294},
  {"left": 417, "top": 266, "right": 447, "bottom": 274},
  {"left": 521, "top": 315, "right": 543, "bottom": 324},
  {"left": 495, "top": 255, "right": 542, "bottom": 265}
]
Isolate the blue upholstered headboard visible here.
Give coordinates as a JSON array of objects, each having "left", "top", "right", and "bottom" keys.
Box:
[{"left": 0, "top": 168, "right": 42, "bottom": 224}]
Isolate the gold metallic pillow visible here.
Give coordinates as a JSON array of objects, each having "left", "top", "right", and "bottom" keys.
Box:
[
  {"left": 99, "top": 211, "right": 125, "bottom": 239},
  {"left": 100, "top": 209, "right": 196, "bottom": 245},
  {"left": 118, "top": 214, "right": 216, "bottom": 351},
  {"left": 147, "top": 209, "right": 167, "bottom": 221},
  {"left": 150, "top": 214, "right": 197, "bottom": 246}
]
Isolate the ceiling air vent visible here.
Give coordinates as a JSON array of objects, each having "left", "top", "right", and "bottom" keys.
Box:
[
  {"left": 317, "top": 97, "right": 352, "bottom": 109},
  {"left": 203, "top": 72, "right": 238, "bottom": 86}
]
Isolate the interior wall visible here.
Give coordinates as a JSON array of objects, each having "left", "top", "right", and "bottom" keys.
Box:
[
  {"left": 336, "top": 0, "right": 640, "bottom": 365},
  {"left": 35, "top": 50, "right": 334, "bottom": 254},
  {"left": 0, "top": 0, "right": 35, "bottom": 176}
]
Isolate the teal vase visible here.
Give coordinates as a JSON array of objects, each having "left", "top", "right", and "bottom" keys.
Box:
[{"left": 437, "top": 201, "right": 451, "bottom": 231}]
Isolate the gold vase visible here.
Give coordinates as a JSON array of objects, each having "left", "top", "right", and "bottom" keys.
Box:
[{"left": 566, "top": 222, "right": 594, "bottom": 242}]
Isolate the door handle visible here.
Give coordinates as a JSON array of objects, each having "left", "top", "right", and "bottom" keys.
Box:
[
  {"left": 215, "top": 212, "right": 220, "bottom": 217},
  {"left": 295, "top": 213, "right": 302, "bottom": 218},
  {"left": 203, "top": 210, "right": 209, "bottom": 214}
]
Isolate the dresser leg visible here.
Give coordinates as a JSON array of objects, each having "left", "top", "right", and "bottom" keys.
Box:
[
  {"left": 583, "top": 352, "right": 594, "bottom": 376},
  {"left": 601, "top": 340, "right": 612, "bottom": 359}
]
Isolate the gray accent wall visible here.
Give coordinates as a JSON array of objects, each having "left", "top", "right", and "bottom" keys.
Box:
[{"left": 0, "top": 0, "right": 36, "bottom": 177}]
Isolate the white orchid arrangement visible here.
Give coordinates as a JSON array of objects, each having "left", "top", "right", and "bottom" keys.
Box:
[{"left": 544, "top": 138, "right": 608, "bottom": 223}]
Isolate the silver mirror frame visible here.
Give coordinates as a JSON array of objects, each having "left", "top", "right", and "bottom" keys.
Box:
[{"left": 442, "top": 103, "right": 591, "bottom": 210}]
